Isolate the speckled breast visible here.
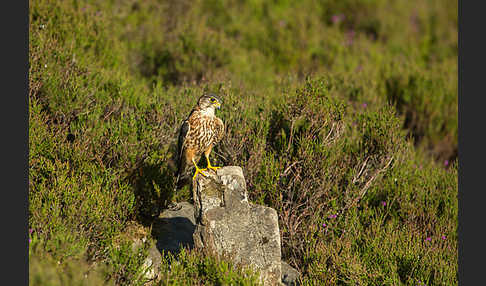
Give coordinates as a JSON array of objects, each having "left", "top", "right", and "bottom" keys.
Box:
[{"left": 189, "top": 114, "right": 218, "bottom": 155}]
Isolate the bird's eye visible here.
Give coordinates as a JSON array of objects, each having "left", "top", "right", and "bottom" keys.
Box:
[{"left": 210, "top": 98, "right": 216, "bottom": 102}]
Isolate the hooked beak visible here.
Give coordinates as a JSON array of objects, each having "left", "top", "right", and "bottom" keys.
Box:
[{"left": 215, "top": 102, "right": 221, "bottom": 109}]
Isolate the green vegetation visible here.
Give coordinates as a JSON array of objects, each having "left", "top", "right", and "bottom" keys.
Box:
[{"left": 29, "top": 0, "right": 457, "bottom": 285}]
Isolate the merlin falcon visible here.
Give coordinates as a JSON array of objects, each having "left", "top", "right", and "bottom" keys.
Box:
[{"left": 174, "top": 93, "right": 225, "bottom": 188}]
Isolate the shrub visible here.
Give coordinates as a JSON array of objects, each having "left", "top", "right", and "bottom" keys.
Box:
[{"left": 29, "top": 0, "right": 457, "bottom": 284}]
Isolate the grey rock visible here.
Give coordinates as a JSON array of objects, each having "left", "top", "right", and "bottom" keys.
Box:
[
  {"left": 141, "top": 245, "right": 161, "bottom": 282},
  {"left": 140, "top": 201, "right": 197, "bottom": 282},
  {"left": 281, "top": 261, "right": 300, "bottom": 286},
  {"left": 152, "top": 201, "right": 196, "bottom": 256},
  {"left": 192, "top": 166, "right": 282, "bottom": 285},
  {"left": 130, "top": 237, "right": 161, "bottom": 282}
]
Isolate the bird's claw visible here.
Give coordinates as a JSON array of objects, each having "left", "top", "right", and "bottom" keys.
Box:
[
  {"left": 193, "top": 167, "right": 208, "bottom": 179},
  {"left": 206, "top": 159, "right": 221, "bottom": 172}
]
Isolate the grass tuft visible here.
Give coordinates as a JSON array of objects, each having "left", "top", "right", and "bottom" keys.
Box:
[{"left": 29, "top": 0, "right": 457, "bottom": 285}]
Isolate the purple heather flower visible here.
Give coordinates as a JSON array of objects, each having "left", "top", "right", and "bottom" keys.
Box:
[
  {"left": 346, "top": 30, "right": 356, "bottom": 46},
  {"left": 29, "top": 238, "right": 32, "bottom": 244},
  {"left": 331, "top": 14, "right": 344, "bottom": 24},
  {"left": 322, "top": 223, "right": 327, "bottom": 228},
  {"left": 441, "top": 235, "right": 446, "bottom": 240},
  {"left": 444, "top": 160, "right": 449, "bottom": 167},
  {"left": 381, "top": 201, "right": 387, "bottom": 206},
  {"left": 29, "top": 228, "right": 33, "bottom": 235},
  {"left": 328, "top": 214, "right": 337, "bottom": 219},
  {"left": 362, "top": 103, "right": 368, "bottom": 108},
  {"left": 425, "top": 237, "right": 432, "bottom": 242}
]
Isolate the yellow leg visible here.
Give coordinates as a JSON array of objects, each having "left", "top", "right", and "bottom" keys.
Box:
[
  {"left": 205, "top": 153, "right": 220, "bottom": 171},
  {"left": 192, "top": 158, "right": 208, "bottom": 180}
]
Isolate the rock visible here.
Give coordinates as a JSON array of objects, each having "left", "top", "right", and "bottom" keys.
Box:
[
  {"left": 281, "top": 261, "right": 300, "bottom": 286},
  {"left": 192, "top": 166, "right": 282, "bottom": 285},
  {"left": 139, "top": 168, "right": 290, "bottom": 285},
  {"left": 131, "top": 238, "right": 161, "bottom": 282},
  {"left": 141, "top": 246, "right": 160, "bottom": 281},
  {"left": 138, "top": 201, "right": 197, "bottom": 283},
  {"left": 152, "top": 201, "right": 196, "bottom": 256}
]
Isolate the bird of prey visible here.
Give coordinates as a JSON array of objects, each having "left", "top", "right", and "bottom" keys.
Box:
[{"left": 174, "top": 93, "right": 225, "bottom": 188}]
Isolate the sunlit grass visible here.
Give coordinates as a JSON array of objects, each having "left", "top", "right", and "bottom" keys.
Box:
[{"left": 29, "top": 0, "right": 457, "bottom": 285}]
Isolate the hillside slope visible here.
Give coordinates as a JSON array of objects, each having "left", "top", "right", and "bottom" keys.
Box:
[{"left": 29, "top": 0, "right": 457, "bottom": 285}]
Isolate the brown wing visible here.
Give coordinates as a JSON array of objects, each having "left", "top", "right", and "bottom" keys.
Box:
[
  {"left": 176, "top": 119, "right": 190, "bottom": 178},
  {"left": 214, "top": 117, "right": 225, "bottom": 144}
]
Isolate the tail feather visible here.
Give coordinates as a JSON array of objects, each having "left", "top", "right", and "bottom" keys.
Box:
[
  {"left": 174, "top": 120, "right": 189, "bottom": 191},
  {"left": 173, "top": 155, "right": 187, "bottom": 191}
]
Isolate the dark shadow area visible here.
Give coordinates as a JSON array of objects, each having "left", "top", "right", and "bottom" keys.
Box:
[
  {"left": 130, "top": 158, "right": 176, "bottom": 227},
  {"left": 266, "top": 109, "right": 290, "bottom": 155},
  {"left": 151, "top": 202, "right": 196, "bottom": 257},
  {"left": 153, "top": 217, "right": 195, "bottom": 256},
  {"left": 127, "top": 149, "right": 198, "bottom": 260},
  {"left": 385, "top": 76, "right": 458, "bottom": 163}
]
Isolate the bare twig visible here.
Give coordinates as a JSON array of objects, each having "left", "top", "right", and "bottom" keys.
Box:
[
  {"left": 287, "top": 119, "right": 295, "bottom": 153},
  {"left": 341, "top": 156, "right": 395, "bottom": 214},
  {"left": 352, "top": 156, "right": 370, "bottom": 184},
  {"left": 323, "top": 122, "right": 335, "bottom": 142},
  {"left": 280, "top": 160, "right": 302, "bottom": 177}
]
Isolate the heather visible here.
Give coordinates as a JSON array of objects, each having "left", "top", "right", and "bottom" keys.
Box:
[{"left": 29, "top": 0, "right": 457, "bottom": 285}]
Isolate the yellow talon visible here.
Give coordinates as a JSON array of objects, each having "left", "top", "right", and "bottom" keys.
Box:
[
  {"left": 193, "top": 166, "right": 208, "bottom": 179},
  {"left": 192, "top": 158, "right": 208, "bottom": 180},
  {"left": 206, "top": 156, "right": 220, "bottom": 171},
  {"left": 208, "top": 165, "right": 220, "bottom": 171},
  {"left": 193, "top": 168, "right": 208, "bottom": 179}
]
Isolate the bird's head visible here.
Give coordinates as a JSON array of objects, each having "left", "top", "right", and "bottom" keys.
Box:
[{"left": 197, "top": 93, "right": 222, "bottom": 111}]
